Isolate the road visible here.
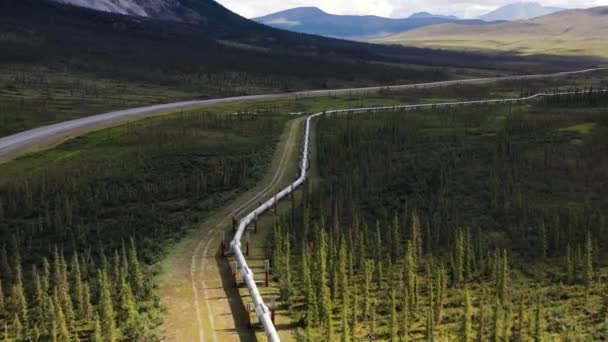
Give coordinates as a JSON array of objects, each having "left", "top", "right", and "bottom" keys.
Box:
[
  {"left": 158, "top": 118, "right": 302, "bottom": 342},
  {"left": 0, "top": 68, "right": 604, "bottom": 164}
]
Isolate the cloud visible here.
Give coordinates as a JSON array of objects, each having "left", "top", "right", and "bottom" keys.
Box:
[{"left": 216, "top": 0, "right": 608, "bottom": 19}]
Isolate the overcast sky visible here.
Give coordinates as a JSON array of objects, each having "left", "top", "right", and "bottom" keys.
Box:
[{"left": 215, "top": 0, "right": 608, "bottom": 19}]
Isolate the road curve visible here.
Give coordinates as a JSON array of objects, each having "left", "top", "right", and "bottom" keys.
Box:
[{"left": 0, "top": 68, "right": 605, "bottom": 164}]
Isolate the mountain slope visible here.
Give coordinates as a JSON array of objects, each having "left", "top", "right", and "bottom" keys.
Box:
[
  {"left": 377, "top": 7, "right": 608, "bottom": 58},
  {"left": 254, "top": 7, "right": 486, "bottom": 39},
  {"left": 478, "top": 2, "right": 564, "bottom": 21}
]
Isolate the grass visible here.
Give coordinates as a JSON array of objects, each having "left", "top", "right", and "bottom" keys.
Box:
[{"left": 559, "top": 122, "right": 597, "bottom": 134}]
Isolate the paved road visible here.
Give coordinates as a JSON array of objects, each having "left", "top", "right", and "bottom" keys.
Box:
[{"left": 0, "top": 68, "right": 604, "bottom": 164}]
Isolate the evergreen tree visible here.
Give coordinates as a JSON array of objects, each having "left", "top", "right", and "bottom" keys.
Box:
[
  {"left": 93, "top": 313, "right": 103, "bottom": 342},
  {"left": 340, "top": 299, "right": 350, "bottom": 342},
  {"left": 478, "top": 291, "right": 485, "bottom": 342},
  {"left": 55, "top": 298, "right": 70, "bottom": 341},
  {"left": 533, "top": 293, "right": 543, "bottom": 342},
  {"left": 0, "top": 278, "right": 4, "bottom": 314},
  {"left": 513, "top": 292, "right": 526, "bottom": 341},
  {"left": 584, "top": 232, "right": 593, "bottom": 288},
  {"left": 302, "top": 246, "right": 318, "bottom": 325},
  {"left": 426, "top": 306, "right": 435, "bottom": 342},
  {"left": 363, "top": 259, "right": 372, "bottom": 319},
  {"left": 98, "top": 270, "right": 116, "bottom": 342},
  {"left": 318, "top": 229, "right": 332, "bottom": 324},
  {"left": 566, "top": 244, "right": 573, "bottom": 284},
  {"left": 539, "top": 219, "right": 547, "bottom": 261},
  {"left": 455, "top": 229, "right": 465, "bottom": 286},
  {"left": 493, "top": 296, "right": 502, "bottom": 342},
  {"left": 119, "top": 279, "right": 139, "bottom": 339},
  {"left": 390, "top": 288, "right": 398, "bottom": 341},
  {"left": 13, "top": 314, "right": 22, "bottom": 341},
  {"left": 401, "top": 288, "right": 409, "bottom": 340},
  {"left": 129, "top": 239, "right": 146, "bottom": 299},
  {"left": 462, "top": 287, "right": 473, "bottom": 342},
  {"left": 325, "top": 298, "right": 333, "bottom": 342}
]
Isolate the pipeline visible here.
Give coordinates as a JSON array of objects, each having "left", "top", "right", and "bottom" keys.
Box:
[{"left": 229, "top": 88, "right": 607, "bottom": 341}]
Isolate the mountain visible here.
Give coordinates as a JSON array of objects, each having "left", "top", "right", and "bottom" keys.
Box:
[
  {"left": 254, "top": 7, "right": 485, "bottom": 39},
  {"left": 478, "top": 2, "right": 564, "bottom": 21},
  {"left": 409, "top": 12, "right": 459, "bottom": 20},
  {"left": 376, "top": 7, "right": 608, "bottom": 58}
]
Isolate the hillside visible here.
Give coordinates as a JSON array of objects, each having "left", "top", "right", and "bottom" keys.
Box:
[
  {"left": 478, "top": 2, "right": 564, "bottom": 21},
  {"left": 377, "top": 7, "right": 608, "bottom": 58},
  {"left": 254, "top": 6, "right": 488, "bottom": 39}
]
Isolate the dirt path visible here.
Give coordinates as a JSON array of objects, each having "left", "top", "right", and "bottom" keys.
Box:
[{"left": 158, "top": 118, "right": 302, "bottom": 342}]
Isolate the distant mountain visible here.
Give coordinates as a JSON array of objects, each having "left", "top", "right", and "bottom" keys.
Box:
[
  {"left": 409, "top": 12, "right": 459, "bottom": 20},
  {"left": 377, "top": 7, "right": 608, "bottom": 58},
  {"left": 478, "top": 2, "right": 564, "bottom": 21},
  {"left": 254, "top": 7, "right": 486, "bottom": 39}
]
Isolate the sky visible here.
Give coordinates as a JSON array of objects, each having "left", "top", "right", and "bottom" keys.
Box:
[{"left": 215, "top": 0, "right": 608, "bottom": 19}]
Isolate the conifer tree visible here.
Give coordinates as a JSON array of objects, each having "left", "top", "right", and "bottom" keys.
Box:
[
  {"left": 340, "top": 299, "right": 350, "bottom": 342},
  {"left": 462, "top": 287, "right": 473, "bottom": 342},
  {"left": 129, "top": 239, "right": 146, "bottom": 299},
  {"left": 493, "top": 296, "right": 502, "bottom": 342},
  {"left": 72, "top": 253, "right": 85, "bottom": 317},
  {"left": 566, "top": 244, "right": 573, "bottom": 284},
  {"left": 401, "top": 288, "right": 409, "bottom": 340},
  {"left": 83, "top": 282, "right": 93, "bottom": 321},
  {"left": 478, "top": 291, "right": 485, "bottom": 342},
  {"left": 12, "top": 262, "right": 28, "bottom": 324},
  {"left": 411, "top": 211, "right": 422, "bottom": 261},
  {"left": 455, "top": 229, "right": 465, "bottom": 286},
  {"left": 513, "top": 292, "right": 526, "bottom": 341},
  {"left": 390, "top": 288, "right": 398, "bottom": 341},
  {"left": 533, "top": 293, "right": 543, "bottom": 342},
  {"left": 325, "top": 298, "right": 333, "bottom": 342},
  {"left": 318, "top": 229, "right": 331, "bottom": 325},
  {"left": 119, "top": 278, "right": 139, "bottom": 339},
  {"left": 539, "top": 219, "right": 547, "bottom": 261},
  {"left": 302, "top": 246, "right": 318, "bottom": 325},
  {"left": 98, "top": 270, "right": 116, "bottom": 342},
  {"left": 426, "top": 306, "right": 435, "bottom": 342},
  {"left": 363, "top": 259, "right": 372, "bottom": 319},
  {"left": 55, "top": 298, "right": 70, "bottom": 341},
  {"left": 584, "top": 232, "right": 593, "bottom": 288},
  {"left": 93, "top": 313, "right": 103, "bottom": 342},
  {"left": 0, "top": 278, "right": 4, "bottom": 314},
  {"left": 13, "top": 314, "right": 22, "bottom": 341}
]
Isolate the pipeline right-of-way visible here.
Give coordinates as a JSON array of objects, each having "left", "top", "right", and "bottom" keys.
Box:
[{"left": 229, "top": 89, "right": 607, "bottom": 342}]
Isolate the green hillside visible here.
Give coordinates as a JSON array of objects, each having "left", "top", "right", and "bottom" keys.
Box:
[{"left": 377, "top": 7, "right": 608, "bottom": 58}]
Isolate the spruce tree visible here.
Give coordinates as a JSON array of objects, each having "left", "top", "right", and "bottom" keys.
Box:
[
  {"left": 13, "top": 314, "right": 22, "bottom": 341},
  {"left": 363, "top": 260, "right": 372, "bottom": 319},
  {"left": 93, "top": 313, "right": 103, "bottom": 342},
  {"left": 566, "top": 244, "right": 573, "bottom": 284},
  {"left": 302, "top": 246, "right": 318, "bottom": 325},
  {"left": 478, "top": 291, "right": 485, "bottom": 342},
  {"left": 129, "top": 238, "right": 146, "bottom": 299},
  {"left": 539, "top": 219, "right": 547, "bottom": 261},
  {"left": 426, "top": 306, "right": 435, "bottom": 342},
  {"left": 0, "top": 278, "right": 4, "bottom": 314},
  {"left": 98, "top": 270, "right": 116, "bottom": 342},
  {"left": 401, "top": 288, "right": 409, "bottom": 340},
  {"left": 390, "top": 288, "right": 398, "bottom": 341},
  {"left": 493, "top": 296, "right": 502, "bottom": 342},
  {"left": 340, "top": 299, "right": 350, "bottom": 342},
  {"left": 584, "top": 232, "right": 593, "bottom": 288},
  {"left": 462, "top": 287, "right": 473, "bottom": 342},
  {"left": 533, "top": 293, "right": 543, "bottom": 342},
  {"left": 119, "top": 279, "right": 139, "bottom": 339}
]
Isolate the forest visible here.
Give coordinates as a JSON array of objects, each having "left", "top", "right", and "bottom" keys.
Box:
[
  {"left": 0, "top": 110, "right": 287, "bottom": 340},
  {"left": 270, "top": 90, "right": 608, "bottom": 341}
]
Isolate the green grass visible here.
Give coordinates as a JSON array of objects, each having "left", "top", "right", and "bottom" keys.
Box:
[{"left": 559, "top": 122, "right": 597, "bottom": 134}]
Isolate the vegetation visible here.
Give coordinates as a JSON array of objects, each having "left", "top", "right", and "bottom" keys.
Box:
[
  {"left": 0, "top": 0, "right": 596, "bottom": 137},
  {"left": 376, "top": 7, "right": 608, "bottom": 58},
  {"left": 0, "top": 109, "right": 288, "bottom": 340},
  {"left": 270, "top": 89, "right": 608, "bottom": 340}
]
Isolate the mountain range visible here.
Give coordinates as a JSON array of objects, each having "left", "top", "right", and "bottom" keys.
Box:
[
  {"left": 478, "top": 2, "right": 564, "bottom": 21},
  {"left": 377, "top": 7, "right": 608, "bottom": 58},
  {"left": 253, "top": 7, "right": 488, "bottom": 39}
]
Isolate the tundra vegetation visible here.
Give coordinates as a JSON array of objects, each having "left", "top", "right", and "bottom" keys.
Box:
[{"left": 270, "top": 90, "right": 608, "bottom": 341}]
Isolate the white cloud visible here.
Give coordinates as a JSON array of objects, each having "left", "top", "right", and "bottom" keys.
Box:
[{"left": 215, "top": 0, "right": 608, "bottom": 19}]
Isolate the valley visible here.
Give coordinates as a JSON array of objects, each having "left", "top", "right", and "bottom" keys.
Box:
[{"left": 1, "top": 1, "right": 607, "bottom": 342}]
